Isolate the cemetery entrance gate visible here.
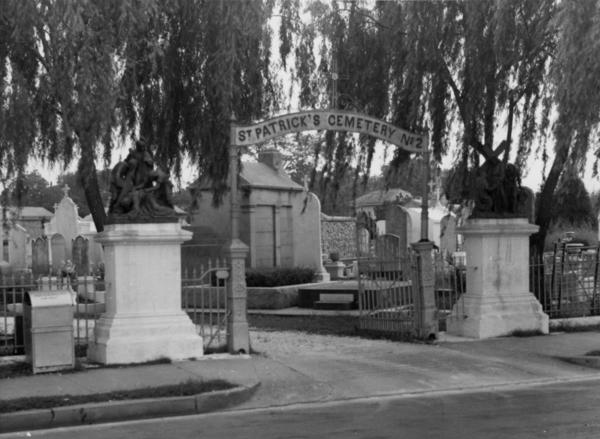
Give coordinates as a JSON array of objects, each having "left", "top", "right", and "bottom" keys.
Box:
[
  {"left": 355, "top": 231, "right": 421, "bottom": 339},
  {"left": 231, "top": 110, "right": 433, "bottom": 342}
]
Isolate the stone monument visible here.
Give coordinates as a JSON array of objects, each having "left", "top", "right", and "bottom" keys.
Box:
[
  {"left": 446, "top": 158, "right": 548, "bottom": 338},
  {"left": 87, "top": 140, "right": 202, "bottom": 364}
]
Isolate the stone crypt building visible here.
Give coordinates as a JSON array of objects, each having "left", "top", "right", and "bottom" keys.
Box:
[{"left": 190, "top": 149, "right": 324, "bottom": 272}]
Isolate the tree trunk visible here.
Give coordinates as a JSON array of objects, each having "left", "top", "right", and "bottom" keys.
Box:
[
  {"left": 531, "top": 145, "right": 569, "bottom": 256},
  {"left": 77, "top": 152, "right": 107, "bottom": 233}
]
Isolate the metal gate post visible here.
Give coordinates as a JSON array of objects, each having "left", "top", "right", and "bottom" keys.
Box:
[{"left": 411, "top": 240, "right": 438, "bottom": 339}]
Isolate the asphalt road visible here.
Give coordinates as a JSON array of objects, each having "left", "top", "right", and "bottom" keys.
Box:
[{"left": 6, "top": 378, "right": 600, "bottom": 439}]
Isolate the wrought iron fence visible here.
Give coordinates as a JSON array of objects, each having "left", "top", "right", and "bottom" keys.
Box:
[
  {"left": 0, "top": 257, "right": 230, "bottom": 357},
  {"left": 357, "top": 252, "right": 418, "bottom": 338},
  {"left": 433, "top": 253, "right": 466, "bottom": 331},
  {"left": 182, "top": 259, "right": 229, "bottom": 353},
  {"left": 531, "top": 244, "right": 600, "bottom": 319}
]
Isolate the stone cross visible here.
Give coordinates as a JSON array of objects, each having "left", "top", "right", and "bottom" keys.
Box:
[{"left": 428, "top": 179, "right": 437, "bottom": 203}]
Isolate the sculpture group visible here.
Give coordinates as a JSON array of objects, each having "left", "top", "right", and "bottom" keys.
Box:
[{"left": 108, "top": 140, "right": 177, "bottom": 223}]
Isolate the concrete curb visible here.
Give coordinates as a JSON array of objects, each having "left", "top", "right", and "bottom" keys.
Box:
[
  {"left": 559, "top": 355, "right": 600, "bottom": 369},
  {"left": 0, "top": 382, "right": 260, "bottom": 434}
]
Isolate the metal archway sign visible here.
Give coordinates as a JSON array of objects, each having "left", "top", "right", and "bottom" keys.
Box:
[{"left": 231, "top": 110, "right": 429, "bottom": 153}]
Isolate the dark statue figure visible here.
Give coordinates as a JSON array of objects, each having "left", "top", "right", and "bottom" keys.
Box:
[
  {"left": 469, "top": 158, "right": 530, "bottom": 218},
  {"left": 107, "top": 140, "right": 177, "bottom": 224}
]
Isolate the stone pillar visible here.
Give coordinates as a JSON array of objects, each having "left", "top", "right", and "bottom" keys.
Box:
[
  {"left": 446, "top": 218, "right": 549, "bottom": 338},
  {"left": 411, "top": 240, "right": 438, "bottom": 339},
  {"left": 87, "top": 223, "right": 202, "bottom": 364},
  {"left": 225, "top": 239, "right": 250, "bottom": 354}
]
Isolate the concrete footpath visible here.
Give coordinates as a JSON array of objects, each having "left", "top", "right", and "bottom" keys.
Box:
[{"left": 2, "top": 330, "right": 600, "bottom": 433}]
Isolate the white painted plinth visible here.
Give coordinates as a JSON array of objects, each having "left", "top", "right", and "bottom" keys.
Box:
[
  {"left": 87, "top": 223, "right": 203, "bottom": 364},
  {"left": 446, "top": 218, "right": 549, "bottom": 339}
]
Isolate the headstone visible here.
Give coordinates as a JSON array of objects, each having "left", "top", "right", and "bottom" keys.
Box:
[
  {"left": 72, "top": 235, "right": 89, "bottom": 276},
  {"left": 293, "top": 192, "right": 329, "bottom": 281},
  {"left": 44, "top": 188, "right": 80, "bottom": 260},
  {"left": 375, "top": 233, "right": 402, "bottom": 275},
  {"left": 32, "top": 237, "right": 49, "bottom": 276},
  {"left": 357, "top": 227, "right": 371, "bottom": 256},
  {"left": 383, "top": 205, "right": 410, "bottom": 253},
  {"left": 375, "top": 233, "right": 402, "bottom": 261},
  {"left": 8, "top": 225, "right": 29, "bottom": 270},
  {"left": 440, "top": 214, "right": 458, "bottom": 255},
  {"left": 50, "top": 234, "right": 67, "bottom": 273}
]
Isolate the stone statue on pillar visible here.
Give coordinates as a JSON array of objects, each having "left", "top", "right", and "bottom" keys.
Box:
[{"left": 107, "top": 140, "right": 177, "bottom": 224}]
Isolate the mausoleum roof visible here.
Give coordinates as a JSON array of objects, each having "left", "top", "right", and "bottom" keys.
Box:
[
  {"left": 239, "top": 162, "right": 303, "bottom": 191},
  {"left": 10, "top": 206, "right": 54, "bottom": 219},
  {"left": 354, "top": 188, "right": 413, "bottom": 207}
]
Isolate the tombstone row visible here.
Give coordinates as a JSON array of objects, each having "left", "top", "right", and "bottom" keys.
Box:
[{"left": 31, "top": 234, "right": 91, "bottom": 277}]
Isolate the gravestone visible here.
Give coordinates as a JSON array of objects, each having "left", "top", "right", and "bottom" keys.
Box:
[
  {"left": 72, "top": 236, "right": 89, "bottom": 276},
  {"left": 44, "top": 186, "right": 80, "bottom": 261},
  {"left": 375, "top": 233, "right": 402, "bottom": 261},
  {"left": 357, "top": 227, "right": 371, "bottom": 256},
  {"left": 383, "top": 205, "right": 410, "bottom": 254},
  {"left": 50, "top": 234, "right": 67, "bottom": 273},
  {"left": 8, "top": 225, "right": 29, "bottom": 270},
  {"left": 440, "top": 214, "right": 458, "bottom": 254},
  {"left": 32, "top": 237, "right": 49, "bottom": 276}
]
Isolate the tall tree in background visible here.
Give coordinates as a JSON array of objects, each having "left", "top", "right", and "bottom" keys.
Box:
[
  {"left": 2, "top": 171, "right": 62, "bottom": 212},
  {"left": 289, "top": 1, "right": 555, "bottom": 211},
  {"left": 1, "top": 0, "right": 277, "bottom": 231},
  {"left": 119, "top": 0, "right": 276, "bottom": 204},
  {"left": 1, "top": 0, "right": 141, "bottom": 231},
  {"left": 2, "top": 0, "right": 600, "bottom": 244},
  {"left": 531, "top": 0, "right": 600, "bottom": 254},
  {"left": 290, "top": 1, "right": 600, "bottom": 252},
  {"left": 551, "top": 172, "right": 597, "bottom": 230}
]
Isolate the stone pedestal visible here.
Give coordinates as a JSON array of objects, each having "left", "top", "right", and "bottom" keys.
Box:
[
  {"left": 87, "top": 223, "right": 202, "bottom": 364},
  {"left": 324, "top": 261, "right": 345, "bottom": 280},
  {"left": 447, "top": 218, "right": 548, "bottom": 339}
]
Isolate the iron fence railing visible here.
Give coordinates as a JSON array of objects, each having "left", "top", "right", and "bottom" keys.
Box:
[
  {"left": 433, "top": 253, "right": 466, "bottom": 331},
  {"left": 531, "top": 244, "right": 600, "bottom": 319},
  {"left": 182, "top": 259, "right": 229, "bottom": 353},
  {"left": 357, "top": 253, "right": 417, "bottom": 338},
  {"left": 1, "top": 257, "right": 230, "bottom": 357}
]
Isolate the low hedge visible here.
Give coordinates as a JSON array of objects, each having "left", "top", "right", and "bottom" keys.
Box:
[{"left": 245, "top": 267, "right": 314, "bottom": 287}]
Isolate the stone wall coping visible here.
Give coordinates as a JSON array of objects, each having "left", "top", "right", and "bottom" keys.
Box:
[
  {"left": 321, "top": 214, "right": 355, "bottom": 222},
  {"left": 96, "top": 223, "right": 192, "bottom": 245},
  {"left": 458, "top": 217, "right": 539, "bottom": 236}
]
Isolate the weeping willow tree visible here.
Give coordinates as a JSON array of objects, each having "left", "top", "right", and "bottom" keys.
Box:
[
  {"left": 286, "top": 0, "right": 600, "bottom": 254},
  {"left": 284, "top": 1, "right": 555, "bottom": 212},
  {"left": 2, "top": 0, "right": 600, "bottom": 246},
  {"left": 1, "top": 0, "right": 135, "bottom": 231},
  {"left": 118, "top": 0, "right": 278, "bottom": 206},
  {"left": 0, "top": 0, "right": 277, "bottom": 231},
  {"left": 531, "top": 0, "right": 600, "bottom": 254}
]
